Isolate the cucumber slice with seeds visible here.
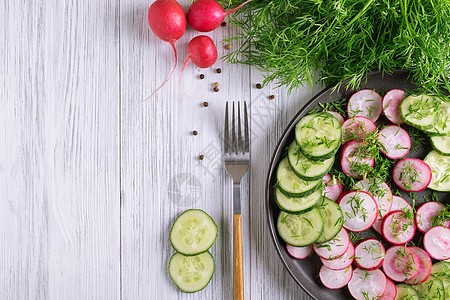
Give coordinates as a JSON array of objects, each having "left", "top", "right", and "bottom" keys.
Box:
[
  {"left": 277, "top": 157, "right": 322, "bottom": 197},
  {"left": 395, "top": 283, "right": 419, "bottom": 300},
  {"left": 424, "top": 101, "right": 450, "bottom": 136},
  {"left": 431, "top": 136, "right": 450, "bottom": 156},
  {"left": 168, "top": 251, "right": 215, "bottom": 293},
  {"left": 416, "top": 275, "right": 445, "bottom": 300},
  {"left": 287, "top": 142, "right": 334, "bottom": 181},
  {"left": 277, "top": 208, "right": 324, "bottom": 246},
  {"left": 170, "top": 209, "right": 218, "bottom": 256},
  {"left": 315, "top": 197, "right": 344, "bottom": 243},
  {"left": 400, "top": 94, "right": 439, "bottom": 130},
  {"left": 295, "top": 112, "right": 342, "bottom": 161},
  {"left": 423, "top": 150, "right": 450, "bottom": 192},
  {"left": 275, "top": 187, "right": 322, "bottom": 213}
]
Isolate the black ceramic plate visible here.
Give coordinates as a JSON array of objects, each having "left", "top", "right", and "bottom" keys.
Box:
[{"left": 266, "top": 70, "right": 449, "bottom": 299}]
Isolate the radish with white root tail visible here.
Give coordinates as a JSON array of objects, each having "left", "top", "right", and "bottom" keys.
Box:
[
  {"left": 423, "top": 226, "right": 450, "bottom": 260},
  {"left": 382, "top": 89, "right": 406, "bottom": 125},
  {"left": 320, "top": 242, "right": 354, "bottom": 270},
  {"left": 381, "top": 210, "right": 415, "bottom": 245},
  {"left": 326, "top": 111, "right": 344, "bottom": 125},
  {"left": 354, "top": 238, "right": 385, "bottom": 270},
  {"left": 340, "top": 141, "right": 375, "bottom": 179},
  {"left": 405, "top": 247, "right": 432, "bottom": 285},
  {"left": 378, "top": 125, "right": 411, "bottom": 159},
  {"left": 341, "top": 116, "right": 377, "bottom": 141},
  {"left": 347, "top": 89, "right": 383, "bottom": 123},
  {"left": 380, "top": 278, "right": 397, "bottom": 300},
  {"left": 354, "top": 179, "right": 393, "bottom": 219},
  {"left": 322, "top": 174, "right": 343, "bottom": 202},
  {"left": 338, "top": 191, "right": 378, "bottom": 232},
  {"left": 383, "top": 246, "right": 419, "bottom": 282},
  {"left": 415, "top": 201, "right": 449, "bottom": 233},
  {"left": 313, "top": 227, "right": 349, "bottom": 260},
  {"left": 392, "top": 158, "right": 432, "bottom": 192},
  {"left": 286, "top": 244, "right": 312, "bottom": 259},
  {"left": 319, "top": 265, "right": 353, "bottom": 289},
  {"left": 348, "top": 268, "right": 387, "bottom": 300}
]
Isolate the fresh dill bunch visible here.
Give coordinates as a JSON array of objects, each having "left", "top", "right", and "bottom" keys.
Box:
[{"left": 224, "top": 0, "right": 450, "bottom": 93}]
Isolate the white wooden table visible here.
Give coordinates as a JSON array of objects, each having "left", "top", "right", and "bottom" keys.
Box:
[{"left": 1, "top": 0, "right": 321, "bottom": 298}]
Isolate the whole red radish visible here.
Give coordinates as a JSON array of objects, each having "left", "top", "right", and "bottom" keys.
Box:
[
  {"left": 187, "top": 0, "right": 252, "bottom": 32},
  {"left": 179, "top": 35, "right": 218, "bottom": 90},
  {"left": 147, "top": 0, "right": 186, "bottom": 98}
]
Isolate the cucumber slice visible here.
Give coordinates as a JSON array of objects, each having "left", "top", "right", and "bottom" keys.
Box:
[
  {"left": 170, "top": 209, "right": 218, "bottom": 255},
  {"left": 432, "top": 262, "right": 450, "bottom": 299},
  {"left": 275, "top": 187, "right": 322, "bottom": 213},
  {"left": 400, "top": 94, "right": 439, "bottom": 130},
  {"left": 277, "top": 157, "right": 322, "bottom": 197},
  {"left": 168, "top": 251, "right": 214, "bottom": 293},
  {"left": 315, "top": 197, "right": 344, "bottom": 243},
  {"left": 277, "top": 208, "right": 324, "bottom": 246},
  {"left": 431, "top": 136, "right": 450, "bottom": 156},
  {"left": 416, "top": 275, "right": 445, "bottom": 300},
  {"left": 287, "top": 141, "right": 334, "bottom": 181},
  {"left": 295, "top": 112, "right": 342, "bottom": 161},
  {"left": 424, "top": 101, "right": 450, "bottom": 136},
  {"left": 395, "top": 283, "right": 419, "bottom": 300},
  {"left": 423, "top": 150, "right": 450, "bottom": 192}
]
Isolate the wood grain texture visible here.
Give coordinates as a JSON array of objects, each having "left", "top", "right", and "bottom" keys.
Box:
[
  {"left": 233, "top": 213, "right": 244, "bottom": 300},
  {"left": 0, "top": 0, "right": 120, "bottom": 299}
]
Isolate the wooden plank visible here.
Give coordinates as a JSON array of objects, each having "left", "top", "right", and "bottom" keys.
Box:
[{"left": 0, "top": 1, "right": 120, "bottom": 298}]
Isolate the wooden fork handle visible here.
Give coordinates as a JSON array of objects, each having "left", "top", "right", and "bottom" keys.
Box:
[{"left": 233, "top": 213, "right": 244, "bottom": 300}]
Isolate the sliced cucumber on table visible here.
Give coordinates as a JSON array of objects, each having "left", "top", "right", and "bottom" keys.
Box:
[
  {"left": 423, "top": 150, "right": 450, "bottom": 192},
  {"left": 424, "top": 100, "right": 450, "bottom": 136},
  {"left": 400, "top": 94, "right": 439, "bottom": 130},
  {"left": 295, "top": 112, "right": 342, "bottom": 161},
  {"left": 431, "top": 261, "right": 450, "bottom": 299},
  {"left": 168, "top": 251, "right": 215, "bottom": 293},
  {"left": 277, "top": 208, "right": 324, "bottom": 246},
  {"left": 395, "top": 283, "right": 419, "bottom": 300},
  {"left": 170, "top": 209, "right": 218, "bottom": 255},
  {"left": 275, "top": 187, "right": 322, "bottom": 213},
  {"left": 431, "top": 136, "right": 450, "bottom": 156},
  {"left": 416, "top": 274, "right": 445, "bottom": 300},
  {"left": 276, "top": 157, "right": 322, "bottom": 197},
  {"left": 315, "top": 197, "right": 344, "bottom": 243},
  {"left": 287, "top": 141, "right": 334, "bottom": 181}
]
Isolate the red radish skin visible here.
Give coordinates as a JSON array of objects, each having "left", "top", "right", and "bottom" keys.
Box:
[
  {"left": 423, "top": 226, "right": 450, "bottom": 260},
  {"left": 380, "top": 278, "right": 397, "bottom": 300},
  {"left": 326, "top": 111, "right": 344, "bottom": 125},
  {"left": 187, "top": 0, "right": 252, "bottom": 32},
  {"left": 383, "top": 246, "right": 419, "bottom": 282},
  {"left": 390, "top": 196, "right": 413, "bottom": 214},
  {"left": 382, "top": 89, "right": 406, "bottom": 125},
  {"left": 147, "top": 0, "right": 186, "bottom": 98},
  {"left": 355, "top": 179, "right": 393, "bottom": 219},
  {"left": 320, "top": 242, "right": 355, "bottom": 270},
  {"left": 382, "top": 210, "right": 415, "bottom": 245},
  {"left": 322, "top": 174, "right": 343, "bottom": 202},
  {"left": 348, "top": 89, "right": 383, "bottom": 123},
  {"left": 378, "top": 125, "right": 411, "bottom": 159},
  {"left": 286, "top": 244, "right": 312, "bottom": 259},
  {"left": 342, "top": 116, "right": 377, "bottom": 141},
  {"left": 392, "top": 158, "right": 432, "bottom": 192},
  {"left": 313, "top": 227, "right": 350, "bottom": 260},
  {"left": 319, "top": 265, "right": 353, "bottom": 289},
  {"left": 340, "top": 141, "right": 375, "bottom": 179},
  {"left": 373, "top": 219, "right": 383, "bottom": 235},
  {"left": 405, "top": 247, "right": 432, "bottom": 285},
  {"left": 354, "top": 238, "right": 385, "bottom": 270},
  {"left": 348, "top": 268, "right": 387, "bottom": 300},
  {"left": 415, "top": 201, "right": 449, "bottom": 233},
  {"left": 338, "top": 191, "right": 378, "bottom": 232}
]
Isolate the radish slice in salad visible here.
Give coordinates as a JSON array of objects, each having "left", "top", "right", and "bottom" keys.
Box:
[
  {"left": 390, "top": 195, "right": 413, "bottom": 213},
  {"left": 326, "top": 111, "right": 344, "bottom": 125},
  {"left": 320, "top": 241, "right": 354, "bottom": 270},
  {"left": 354, "top": 179, "right": 393, "bottom": 219},
  {"left": 380, "top": 278, "right": 397, "bottom": 300},
  {"left": 313, "top": 227, "right": 350, "bottom": 260},
  {"left": 382, "top": 210, "right": 415, "bottom": 245},
  {"left": 378, "top": 125, "right": 411, "bottom": 159},
  {"left": 347, "top": 89, "right": 383, "bottom": 123},
  {"left": 319, "top": 265, "right": 353, "bottom": 289},
  {"left": 415, "top": 201, "right": 449, "bottom": 233},
  {"left": 383, "top": 246, "right": 419, "bottom": 282},
  {"left": 342, "top": 116, "right": 377, "bottom": 141},
  {"left": 338, "top": 190, "right": 378, "bottom": 232},
  {"left": 373, "top": 219, "right": 383, "bottom": 235},
  {"left": 423, "top": 226, "right": 450, "bottom": 261},
  {"left": 341, "top": 141, "right": 375, "bottom": 179},
  {"left": 382, "top": 89, "right": 406, "bottom": 125},
  {"left": 348, "top": 268, "right": 387, "bottom": 300},
  {"left": 405, "top": 246, "right": 432, "bottom": 285},
  {"left": 322, "top": 174, "right": 343, "bottom": 202},
  {"left": 354, "top": 238, "right": 385, "bottom": 270},
  {"left": 286, "top": 244, "right": 312, "bottom": 259},
  {"left": 392, "top": 158, "right": 432, "bottom": 192}
]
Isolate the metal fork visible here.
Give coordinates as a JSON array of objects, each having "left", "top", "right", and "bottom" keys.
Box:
[{"left": 224, "top": 101, "right": 249, "bottom": 300}]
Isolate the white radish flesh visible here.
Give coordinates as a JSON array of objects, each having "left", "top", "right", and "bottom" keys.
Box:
[
  {"left": 383, "top": 246, "right": 419, "bottom": 282},
  {"left": 326, "top": 111, "right": 344, "bottom": 125},
  {"left": 348, "top": 268, "right": 387, "bottom": 300},
  {"left": 380, "top": 278, "right": 397, "bottom": 300},
  {"left": 382, "top": 210, "right": 415, "bottom": 245},
  {"left": 354, "top": 179, "right": 393, "bottom": 219},
  {"left": 286, "top": 244, "right": 312, "bottom": 259},
  {"left": 348, "top": 89, "right": 383, "bottom": 123},
  {"left": 390, "top": 196, "right": 413, "bottom": 214},
  {"left": 338, "top": 191, "right": 378, "bottom": 232},
  {"left": 415, "top": 201, "right": 449, "bottom": 233},
  {"left": 378, "top": 125, "right": 411, "bottom": 159},
  {"left": 340, "top": 141, "right": 375, "bottom": 179},
  {"left": 392, "top": 158, "right": 432, "bottom": 192},
  {"left": 423, "top": 226, "right": 450, "bottom": 260},
  {"left": 342, "top": 116, "right": 377, "bottom": 141},
  {"left": 313, "top": 227, "right": 350, "bottom": 260},
  {"left": 382, "top": 89, "right": 406, "bottom": 125},
  {"left": 405, "top": 246, "right": 432, "bottom": 285},
  {"left": 373, "top": 218, "right": 383, "bottom": 235},
  {"left": 354, "top": 238, "right": 385, "bottom": 270},
  {"left": 322, "top": 174, "right": 343, "bottom": 202},
  {"left": 320, "top": 242, "right": 355, "bottom": 270},
  {"left": 319, "top": 265, "right": 353, "bottom": 289}
]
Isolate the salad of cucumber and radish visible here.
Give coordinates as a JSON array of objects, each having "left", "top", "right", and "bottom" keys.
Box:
[{"left": 274, "top": 89, "right": 449, "bottom": 300}]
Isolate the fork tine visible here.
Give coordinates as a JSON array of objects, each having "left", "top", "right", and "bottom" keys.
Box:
[
  {"left": 224, "top": 101, "right": 230, "bottom": 154},
  {"left": 232, "top": 101, "right": 237, "bottom": 154},
  {"left": 237, "top": 102, "right": 243, "bottom": 154},
  {"left": 244, "top": 101, "right": 249, "bottom": 153}
]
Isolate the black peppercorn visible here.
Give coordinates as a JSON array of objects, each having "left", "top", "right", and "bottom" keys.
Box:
[
  {"left": 256, "top": 83, "right": 262, "bottom": 89},
  {"left": 216, "top": 68, "right": 222, "bottom": 74},
  {"left": 193, "top": 130, "right": 198, "bottom": 135},
  {"left": 269, "top": 95, "right": 275, "bottom": 100},
  {"left": 213, "top": 87, "right": 219, "bottom": 92},
  {"left": 199, "top": 74, "right": 205, "bottom": 79}
]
